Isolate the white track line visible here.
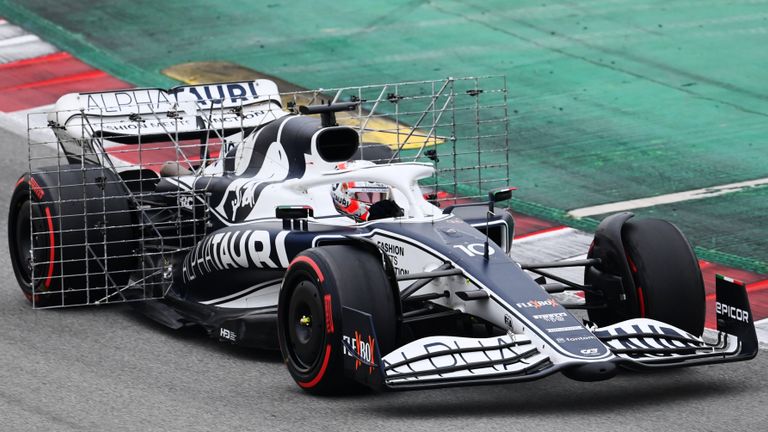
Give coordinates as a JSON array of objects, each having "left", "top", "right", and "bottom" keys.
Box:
[
  {"left": 568, "top": 177, "right": 768, "bottom": 218},
  {"left": 0, "top": 23, "right": 55, "bottom": 63},
  {"left": 513, "top": 226, "right": 572, "bottom": 243},
  {"left": 0, "top": 34, "right": 39, "bottom": 47}
]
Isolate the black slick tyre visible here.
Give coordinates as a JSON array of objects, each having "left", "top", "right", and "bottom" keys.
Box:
[
  {"left": 277, "top": 245, "right": 397, "bottom": 394},
  {"left": 621, "top": 218, "right": 705, "bottom": 335},
  {"left": 8, "top": 166, "right": 138, "bottom": 306}
]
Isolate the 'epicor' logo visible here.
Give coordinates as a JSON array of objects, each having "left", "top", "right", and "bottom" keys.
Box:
[{"left": 716, "top": 301, "right": 750, "bottom": 323}]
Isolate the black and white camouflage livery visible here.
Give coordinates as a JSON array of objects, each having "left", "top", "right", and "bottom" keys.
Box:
[{"left": 13, "top": 77, "right": 758, "bottom": 391}]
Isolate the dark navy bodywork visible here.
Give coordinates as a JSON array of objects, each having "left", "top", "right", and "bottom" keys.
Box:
[
  {"left": 124, "top": 111, "right": 755, "bottom": 390},
  {"left": 153, "top": 206, "right": 608, "bottom": 364}
]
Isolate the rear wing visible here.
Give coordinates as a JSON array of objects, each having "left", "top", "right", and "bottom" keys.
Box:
[
  {"left": 48, "top": 80, "right": 288, "bottom": 146},
  {"left": 49, "top": 80, "right": 285, "bottom": 137}
]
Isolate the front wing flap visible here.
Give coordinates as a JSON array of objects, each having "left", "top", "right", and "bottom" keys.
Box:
[
  {"left": 593, "top": 318, "right": 743, "bottom": 368},
  {"left": 381, "top": 334, "right": 553, "bottom": 390},
  {"left": 595, "top": 273, "right": 758, "bottom": 369}
]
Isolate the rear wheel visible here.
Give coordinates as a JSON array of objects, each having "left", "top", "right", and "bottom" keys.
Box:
[
  {"left": 277, "top": 245, "right": 398, "bottom": 394},
  {"left": 8, "top": 190, "right": 46, "bottom": 304},
  {"left": 8, "top": 166, "right": 139, "bottom": 307}
]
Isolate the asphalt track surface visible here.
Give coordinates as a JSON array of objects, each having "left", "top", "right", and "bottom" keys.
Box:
[{"left": 0, "top": 125, "right": 766, "bottom": 431}]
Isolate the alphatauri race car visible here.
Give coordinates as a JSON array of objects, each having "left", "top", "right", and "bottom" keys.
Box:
[{"left": 8, "top": 77, "right": 757, "bottom": 393}]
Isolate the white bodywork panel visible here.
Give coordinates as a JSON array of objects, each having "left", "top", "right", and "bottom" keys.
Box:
[{"left": 382, "top": 334, "right": 548, "bottom": 384}]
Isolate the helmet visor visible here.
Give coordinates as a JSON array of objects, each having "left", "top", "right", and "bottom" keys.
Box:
[{"left": 352, "top": 190, "right": 389, "bottom": 204}]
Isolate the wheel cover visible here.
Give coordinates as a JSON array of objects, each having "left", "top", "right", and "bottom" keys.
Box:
[{"left": 286, "top": 279, "right": 326, "bottom": 372}]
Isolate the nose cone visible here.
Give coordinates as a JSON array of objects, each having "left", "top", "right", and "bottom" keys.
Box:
[{"left": 562, "top": 361, "right": 617, "bottom": 382}]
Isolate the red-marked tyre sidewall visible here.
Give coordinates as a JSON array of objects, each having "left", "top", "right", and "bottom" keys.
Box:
[
  {"left": 277, "top": 246, "right": 397, "bottom": 394},
  {"left": 8, "top": 175, "right": 58, "bottom": 305},
  {"left": 278, "top": 253, "right": 343, "bottom": 392},
  {"left": 621, "top": 218, "right": 705, "bottom": 335},
  {"left": 7, "top": 167, "right": 138, "bottom": 307}
]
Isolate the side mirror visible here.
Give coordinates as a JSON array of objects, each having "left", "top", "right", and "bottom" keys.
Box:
[
  {"left": 483, "top": 187, "right": 516, "bottom": 260},
  {"left": 276, "top": 205, "right": 314, "bottom": 230},
  {"left": 487, "top": 187, "right": 516, "bottom": 212}
]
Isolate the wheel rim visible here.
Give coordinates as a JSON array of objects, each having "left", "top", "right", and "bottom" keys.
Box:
[
  {"left": 13, "top": 200, "right": 33, "bottom": 285},
  {"left": 286, "top": 279, "right": 325, "bottom": 372}
]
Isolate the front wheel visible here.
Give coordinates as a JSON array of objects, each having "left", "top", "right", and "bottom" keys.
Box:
[
  {"left": 277, "top": 245, "right": 398, "bottom": 394},
  {"left": 586, "top": 217, "right": 705, "bottom": 335},
  {"left": 620, "top": 218, "right": 705, "bottom": 335}
]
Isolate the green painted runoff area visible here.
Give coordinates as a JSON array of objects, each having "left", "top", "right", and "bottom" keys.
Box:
[{"left": 1, "top": 0, "right": 766, "bottom": 272}]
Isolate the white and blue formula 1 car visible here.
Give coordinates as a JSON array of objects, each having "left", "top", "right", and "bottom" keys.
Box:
[{"left": 7, "top": 77, "right": 757, "bottom": 393}]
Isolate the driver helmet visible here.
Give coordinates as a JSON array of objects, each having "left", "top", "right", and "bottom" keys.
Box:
[{"left": 331, "top": 161, "right": 391, "bottom": 222}]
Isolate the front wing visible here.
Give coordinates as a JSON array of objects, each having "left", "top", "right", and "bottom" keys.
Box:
[{"left": 342, "top": 274, "right": 758, "bottom": 390}]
